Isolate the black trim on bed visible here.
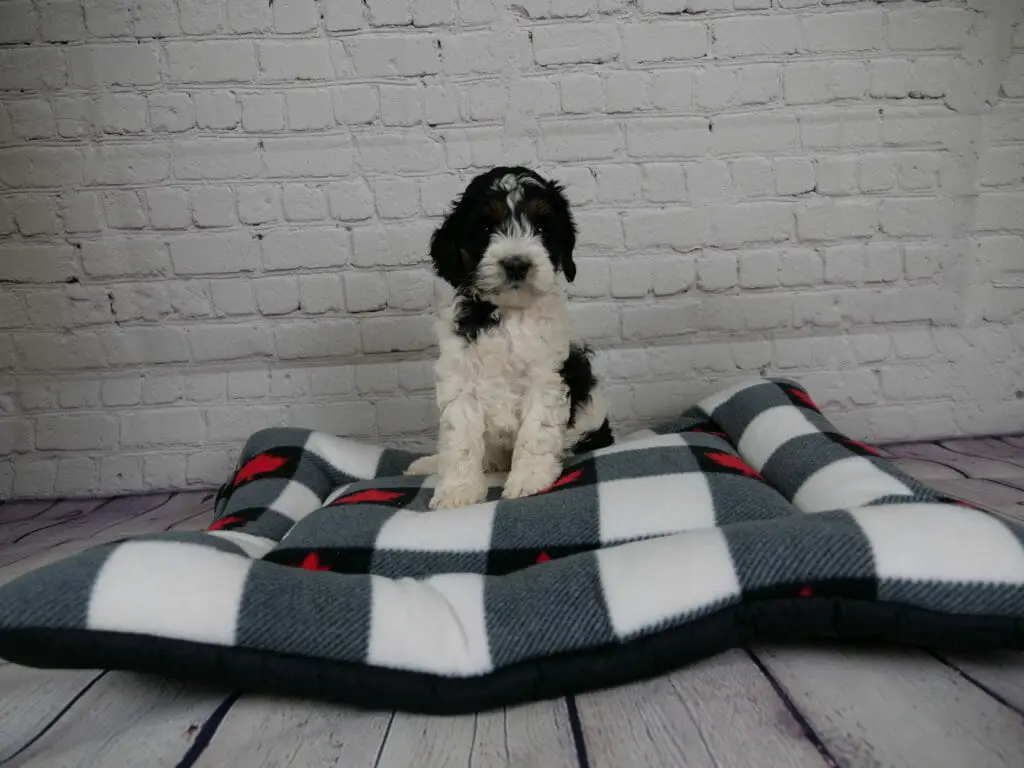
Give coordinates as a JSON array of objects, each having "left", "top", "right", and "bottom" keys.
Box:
[{"left": 2, "top": 600, "right": 1020, "bottom": 716}]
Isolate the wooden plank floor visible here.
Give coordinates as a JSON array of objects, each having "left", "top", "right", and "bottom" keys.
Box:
[{"left": 1, "top": 437, "right": 1023, "bottom": 767}]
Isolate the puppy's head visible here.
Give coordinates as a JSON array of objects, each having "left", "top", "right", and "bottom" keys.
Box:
[{"left": 429, "top": 166, "right": 577, "bottom": 308}]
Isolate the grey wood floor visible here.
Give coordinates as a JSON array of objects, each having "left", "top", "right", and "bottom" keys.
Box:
[{"left": 1, "top": 437, "right": 1023, "bottom": 767}]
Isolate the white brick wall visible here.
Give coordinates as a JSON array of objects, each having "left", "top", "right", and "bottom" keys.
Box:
[{"left": 1, "top": 0, "right": 1023, "bottom": 499}]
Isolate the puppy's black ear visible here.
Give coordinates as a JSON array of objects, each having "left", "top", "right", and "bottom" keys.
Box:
[
  {"left": 563, "top": 252, "right": 577, "bottom": 282},
  {"left": 546, "top": 179, "right": 577, "bottom": 283},
  {"left": 429, "top": 198, "right": 469, "bottom": 288}
]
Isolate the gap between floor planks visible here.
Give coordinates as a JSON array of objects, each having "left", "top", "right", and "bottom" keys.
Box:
[{"left": 2, "top": 439, "right": 1024, "bottom": 767}]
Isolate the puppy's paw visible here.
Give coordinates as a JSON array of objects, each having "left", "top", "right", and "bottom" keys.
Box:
[
  {"left": 502, "top": 460, "right": 561, "bottom": 500},
  {"left": 404, "top": 454, "right": 438, "bottom": 476},
  {"left": 429, "top": 475, "right": 488, "bottom": 510}
]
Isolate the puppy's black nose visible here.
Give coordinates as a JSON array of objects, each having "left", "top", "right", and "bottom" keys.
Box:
[{"left": 500, "top": 256, "right": 531, "bottom": 282}]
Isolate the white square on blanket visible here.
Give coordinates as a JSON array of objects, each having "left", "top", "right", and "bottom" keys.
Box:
[
  {"left": 737, "top": 405, "right": 819, "bottom": 471},
  {"left": 376, "top": 502, "right": 498, "bottom": 552},
  {"left": 598, "top": 528, "right": 741, "bottom": 639},
  {"left": 794, "top": 455, "right": 911, "bottom": 513},
  {"left": 594, "top": 432, "right": 689, "bottom": 457},
  {"left": 852, "top": 504, "right": 1024, "bottom": 585},
  {"left": 87, "top": 540, "right": 251, "bottom": 645},
  {"left": 368, "top": 572, "right": 493, "bottom": 676},
  {"left": 304, "top": 431, "right": 383, "bottom": 479},
  {"left": 269, "top": 479, "right": 322, "bottom": 522},
  {"left": 207, "top": 530, "right": 276, "bottom": 559},
  {"left": 598, "top": 473, "right": 715, "bottom": 544}
]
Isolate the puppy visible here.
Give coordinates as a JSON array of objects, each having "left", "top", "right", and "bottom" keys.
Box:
[{"left": 405, "top": 166, "right": 613, "bottom": 510}]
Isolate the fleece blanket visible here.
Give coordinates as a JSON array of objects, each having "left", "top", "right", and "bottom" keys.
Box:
[{"left": 1, "top": 377, "right": 1022, "bottom": 714}]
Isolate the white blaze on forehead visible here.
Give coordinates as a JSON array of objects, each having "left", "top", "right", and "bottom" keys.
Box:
[
  {"left": 495, "top": 173, "right": 523, "bottom": 208},
  {"left": 493, "top": 172, "right": 546, "bottom": 211}
]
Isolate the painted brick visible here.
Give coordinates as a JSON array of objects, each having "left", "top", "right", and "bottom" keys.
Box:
[
  {"left": 640, "top": 163, "right": 686, "bottom": 203},
  {"left": 286, "top": 89, "right": 335, "bottom": 131},
  {"left": 0, "top": 47, "right": 67, "bottom": 90},
  {"left": 8, "top": 100, "right": 56, "bottom": 139},
  {"left": 797, "top": 200, "right": 879, "bottom": 241},
  {"left": 532, "top": 23, "right": 618, "bottom": 66},
  {"left": 1, "top": 146, "right": 83, "bottom": 188},
  {"left": 265, "top": 135, "right": 355, "bottom": 178},
  {"left": 103, "top": 376, "right": 143, "bottom": 407},
  {"left": 147, "top": 188, "right": 192, "bottom": 230},
  {"left": 167, "top": 41, "right": 256, "bottom": 83},
  {"left": 170, "top": 232, "right": 260, "bottom": 275},
  {"left": 0, "top": 244, "right": 78, "bottom": 284},
  {"left": 0, "top": 417, "right": 32, "bottom": 455},
  {"left": 801, "top": 10, "right": 884, "bottom": 53},
  {"left": 273, "top": 0, "right": 318, "bottom": 32},
  {"left": 98, "top": 93, "right": 148, "bottom": 134},
  {"left": 621, "top": 22, "right": 708, "bottom": 64},
  {"left": 282, "top": 184, "right": 329, "bottom": 222},
  {"left": 100, "top": 455, "right": 143, "bottom": 493},
  {"left": 149, "top": 93, "right": 195, "bottom": 133},
  {"left": 194, "top": 91, "right": 240, "bottom": 130},
  {"left": 333, "top": 85, "right": 379, "bottom": 125},
  {"left": 103, "top": 190, "right": 148, "bottom": 229},
  {"left": 122, "top": 408, "right": 205, "bottom": 448},
  {"left": 210, "top": 280, "right": 256, "bottom": 317},
  {"left": 888, "top": 7, "right": 973, "bottom": 51},
  {"left": 261, "top": 227, "right": 351, "bottom": 270},
  {"left": 227, "top": 0, "right": 271, "bottom": 32},
  {"left": 133, "top": 0, "right": 179, "bottom": 37},
  {"left": 55, "top": 457, "right": 97, "bottom": 496},
  {"left": 69, "top": 44, "right": 161, "bottom": 87},
  {"left": 102, "top": 327, "right": 190, "bottom": 366},
  {"left": 258, "top": 40, "right": 336, "bottom": 82},
  {"left": 288, "top": 401, "right": 377, "bottom": 437},
  {"left": 360, "top": 316, "right": 436, "bottom": 353},
  {"left": 362, "top": 132, "right": 448, "bottom": 174},
  {"left": 0, "top": 2, "right": 1021, "bottom": 497},
  {"left": 81, "top": 237, "right": 170, "bottom": 278},
  {"left": 13, "top": 196, "right": 62, "bottom": 236},
  {"left": 241, "top": 93, "right": 286, "bottom": 132},
  {"left": 189, "top": 325, "right": 274, "bottom": 362},
  {"left": 236, "top": 185, "right": 281, "bottom": 225},
  {"left": 713, "top": 16, "right": 800, "bottom": 57},
  {"left": 39, "top": 0, "right": 86, "bottom": 42},
  {"left": 255, "top": 277, "right": 300, "bottom": 316},
  {"left": 348, "top": 34, "right": 439, "bottom": 76},
  {"left": 36, "top": 413, "right": 118, "bottom": 451},
  {"left": 695, "top": 69, "right": 736, "bottom": 111},
  {"left": 605, "top": 71, "right": 651, "bottom": 114},
  {"left": 626, "top": 118, "right": 709, "bottom": 159},
  {"left": 442, "top": 29, "right": 530, "bottom": 76},
  {"left": 173, "top": 138, "right": 261, "bottom": 180},
  {"left": 274, "top": 320, "right": 360, "bottom": 359}
]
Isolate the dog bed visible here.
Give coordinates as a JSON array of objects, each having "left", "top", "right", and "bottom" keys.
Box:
[{"left": 1, "top": 378, "right": 1022, "bottom": 714}]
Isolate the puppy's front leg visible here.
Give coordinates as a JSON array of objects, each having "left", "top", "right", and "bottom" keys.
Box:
[
  {"left": 430, "top": 392, "right": 488, "bottom": 510},
  {"left": 502, "top": 376, "right": 569, "bottom": 500}
]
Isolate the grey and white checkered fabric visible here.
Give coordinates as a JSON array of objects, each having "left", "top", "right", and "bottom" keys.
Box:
[{"left": 2, "top": 377, "right": 1023, "bottom": 684}]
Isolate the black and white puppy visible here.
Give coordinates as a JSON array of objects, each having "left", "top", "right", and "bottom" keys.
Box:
[{"left": 405, "top": 166, "right": 614, "bottom": 509}]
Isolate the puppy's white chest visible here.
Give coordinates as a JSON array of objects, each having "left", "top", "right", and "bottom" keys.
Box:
[{"left": 466, "top": 328, "right": 531, "bottom": 436}]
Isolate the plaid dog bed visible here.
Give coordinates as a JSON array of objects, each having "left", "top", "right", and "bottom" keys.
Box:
[{"left": 1, "top": 378, "right": 1022, "bottom": 714}]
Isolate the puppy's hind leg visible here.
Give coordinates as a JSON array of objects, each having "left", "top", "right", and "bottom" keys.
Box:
[{"left": 404, "top": 454, "right": 438, "bottom": 476}]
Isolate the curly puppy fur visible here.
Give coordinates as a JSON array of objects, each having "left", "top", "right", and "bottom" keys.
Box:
[{"left": 406, "top": 166, "right": 614, "bottom": 510}]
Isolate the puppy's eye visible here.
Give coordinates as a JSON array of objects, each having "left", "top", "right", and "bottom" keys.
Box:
[{"left": 534, "top": 225, "right": 545, "bottom": 236}]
